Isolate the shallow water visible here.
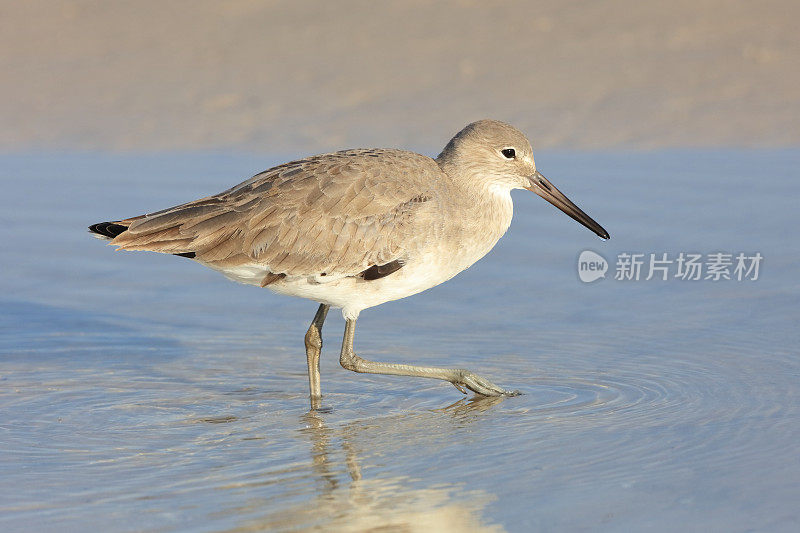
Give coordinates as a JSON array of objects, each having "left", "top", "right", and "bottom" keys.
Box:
[{"left": 0, "top": 150, "right": 798, "bottom": 532}]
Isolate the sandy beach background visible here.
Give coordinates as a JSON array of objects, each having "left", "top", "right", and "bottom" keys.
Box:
[{"left": 2, "top": 0, "right": 798, "bottom": 153}]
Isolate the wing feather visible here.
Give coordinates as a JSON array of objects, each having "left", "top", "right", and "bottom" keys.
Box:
[{"left": 110, "top": 149, "right": 441, "bottom": 277}]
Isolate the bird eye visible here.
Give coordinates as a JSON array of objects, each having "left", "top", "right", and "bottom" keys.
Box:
[{"left": 501, "top": 148, "right": 516, "bottom": 159}]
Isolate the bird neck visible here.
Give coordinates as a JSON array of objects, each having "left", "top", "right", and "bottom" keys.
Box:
[{"left": 435, "top": 159, "right": 515, "bottom": 245}]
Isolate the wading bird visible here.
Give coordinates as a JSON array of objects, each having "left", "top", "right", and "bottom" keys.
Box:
[{"left": 90, "top": 120, "right": 609, "bottom": 408}]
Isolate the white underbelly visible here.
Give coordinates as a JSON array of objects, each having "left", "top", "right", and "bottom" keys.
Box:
[
  {"left": 203, "top": 250, "right": 474, "bottom": 319},
  {"left": 282, "top": 252, "right": 467, "bottom": 319}
]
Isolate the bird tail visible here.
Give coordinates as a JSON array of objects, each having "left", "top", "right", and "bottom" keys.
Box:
[
  {"left": 88, "top": 217, "right": 196, "bottom": 258},
  {"left": 88, "top": 221, "right": 129, "bottom": 240}
]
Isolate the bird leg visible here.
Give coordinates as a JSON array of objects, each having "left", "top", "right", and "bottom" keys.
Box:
[
  {"left": 304, "top": 303, "right": 330, "bottom": 409},
  {"left": 339, "top": 318, "right": 520, "bottom": 397}
]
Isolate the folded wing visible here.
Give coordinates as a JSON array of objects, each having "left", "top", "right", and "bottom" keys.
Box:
[{"left": 107, "top": 149, "right": 440, "bottom": 280}]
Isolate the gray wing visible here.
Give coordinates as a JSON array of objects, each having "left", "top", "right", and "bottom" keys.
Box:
[{"left": 111, "top": 149, "right": 441, "bottom": 278}]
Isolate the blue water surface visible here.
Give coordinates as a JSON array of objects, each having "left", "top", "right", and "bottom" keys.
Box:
[{"left": 0, "top": 150, "right": 798, "bottom": 532}]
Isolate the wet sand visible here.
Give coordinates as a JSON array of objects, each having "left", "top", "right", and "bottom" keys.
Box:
[{"left": 1, "top": 1, "right": 799, "bottom": 153}]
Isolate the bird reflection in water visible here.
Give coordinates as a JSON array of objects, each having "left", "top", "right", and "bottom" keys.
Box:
[{"left": 230, "top": 397, "right": 507, "bottom": 532}]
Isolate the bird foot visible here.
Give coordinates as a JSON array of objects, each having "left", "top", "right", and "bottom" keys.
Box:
[{"left": 451, "top": 370, "right": 521, "bottom": 397}]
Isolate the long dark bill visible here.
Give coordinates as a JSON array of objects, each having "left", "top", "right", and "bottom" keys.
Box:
[{"left": 525, "top": 171, "right": 610, "bottom": 240}]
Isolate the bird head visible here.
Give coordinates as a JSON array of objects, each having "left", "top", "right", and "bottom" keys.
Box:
[{"left": 437, "top": 119, "right": 610, "bottom": 240}]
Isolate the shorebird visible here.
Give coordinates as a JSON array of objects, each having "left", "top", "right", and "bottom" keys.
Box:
[{"left": 90, "top": 120, "right": 609, "bottom": 407}]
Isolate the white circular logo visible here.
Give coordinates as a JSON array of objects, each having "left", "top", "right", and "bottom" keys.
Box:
[{"left": 577, "top": 250, "right": 608, "bottom": 282}]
